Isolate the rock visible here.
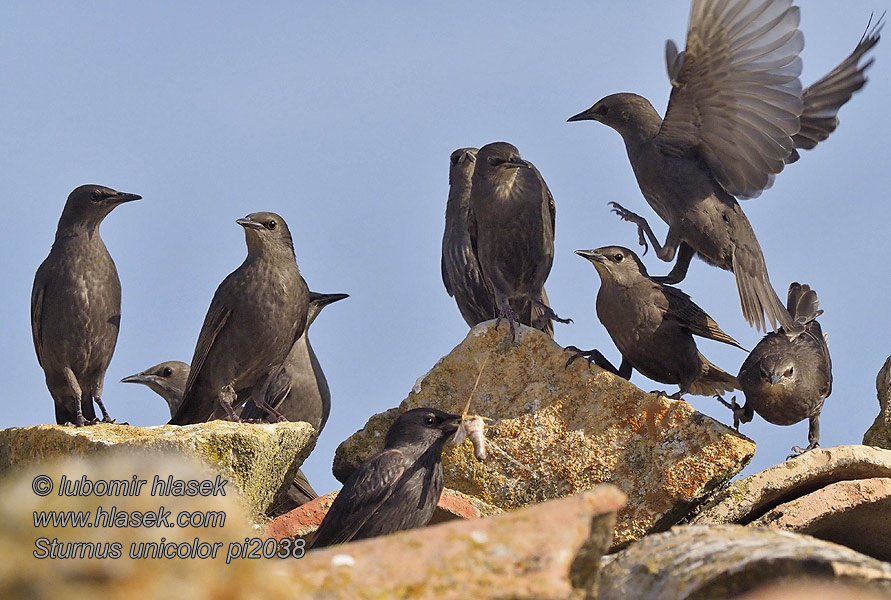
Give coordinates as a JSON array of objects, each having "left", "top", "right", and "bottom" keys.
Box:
[
  {"left": 733, "top": 581, "right": 891, "bottom": 600},
  {"left": 333, "top": 321, "right": 755, "bottom": 548},
  {"left": 690, "top": 445, "right": 891, "bottom": 561},
  {"left": 265, "top": 487, "right": 502, "bottom": 541},
  {"left": 863, "top": 356, "right": 891, "bottom": 448},
  {"left": 288, "top": 484, "right": 626, "bottom": 599},
  {"left": 0, "top": 422, "right": 316, "bottom": 518},
  {"left": 598, "top": 525, "right": 891, "bottom": 600}
]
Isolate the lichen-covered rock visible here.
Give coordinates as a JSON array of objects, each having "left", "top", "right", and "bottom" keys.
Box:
[
  {"left": 289, "top": 484, "right": 625, "bottom": 599},
  {"left": 333, "top": 321, "right": 755, "bottom": 548},
  {"left": 689, "top": 445, "right": 891, "bottom": 563},
  {"left": 0, "top": 422, "right": 316, "bottom": 518},
  {"left": 599, "top": 525, "right": 891, "bottom": 600},
  {"left": 864, "top": 356, "right": 891, "bottom": 448}
]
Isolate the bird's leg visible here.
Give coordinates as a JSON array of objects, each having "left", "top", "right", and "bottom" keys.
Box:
[
  {"left": 564, "top": 346, "right": 620, "bottom": 374},
  {"left": 91, "top": 381, "right": 115, "bottom": 423},
  {"left": 494, "top": 297, "right": 519, "bottom": 341},
  {"left": 610, "top": 202, "right": 680, "bottom": 261},
  {"left": 63, "top": 368, "right": 87, "bottom": 427},
  {"left": 652, "top": 242, "right": 694, "bottom": 285},
  {"left": 219, "top": 384, "right": 242, "bottom": 422},
  {"left": 789, "top": 415, "right": 820, "bottom": 458},
  {"left": 713, "top": 395, "right": 752, "bottom": 431},
  {"left": 252, "top": 395, "right": 287, "bottom": 423},
  {"left": 531, "top": 298, "right": 572, "bottom": 326}
]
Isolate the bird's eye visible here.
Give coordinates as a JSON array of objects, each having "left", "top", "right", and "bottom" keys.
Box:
[
  {"left": 89, "top": 190, "right": 101, "bottom": 202},
  {"left": 267, "top": 220, "right": 277, "bottom": 230},
  {"left": 614, "top": 253, "right": 624, "bottom": 262},
  {"left": 784, "top": 367, "right": 794, "bottom": 377},
  {"left": 161, "top": 367, "right": 173, "bottom": 377},
  {"left": 595, "top": 104, "right": 609, "bottom": 116},
  {"left": 423, "top": 416, "right": 436, "bottom": 426}
]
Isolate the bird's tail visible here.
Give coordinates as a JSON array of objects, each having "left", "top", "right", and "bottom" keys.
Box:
[
  {"left": 731, "top": 245, "right": 793, "bottom": 333},
  {"left": 688, "top": 353, "right": 739, "bottom": 397},
  {"left": 786, "top": 282, "right": 823, "bottom": 327}
]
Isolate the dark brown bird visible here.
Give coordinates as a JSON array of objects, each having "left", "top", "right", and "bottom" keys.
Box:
[
  {"left": 169, "top": 211, "right": 310, "bottom": 425},
  {"left": 722, "top": 282, "right": 832, "bottom": 457},
  {"left": 442, "top": 146, "right": 554, "bottom": 336},
  {"left": 240, "top": 291, "right": 349, "bottom": 427},
  {"left": 575, "top": 246, "right": 743, "bottom": 398},
  {"left": 468, "top": 142, "right": 567, "bottom": 339},
  {"left": 310, "top": 408, "right": 461, "bottom": 549},
  {"left": 31, "top": 184, "right": 141, "bottom": 426},
  {"left": 123, "top": 358, "right": 320, "bottom": 507},
  {"left": 569, "top": 3, "right": 881, "bottom": 333}
]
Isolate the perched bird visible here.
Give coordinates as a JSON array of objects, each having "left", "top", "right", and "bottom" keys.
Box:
[
  {"left": 240, "top": 290, "right": 349, "bottom": 428},
  {"left": 123, "top": 359, "right": 320, "bottom": 507},
  {"left": 310, "top": 408, "right": 461, "bottom": 549},
  {"left": 31, "top": 184, "right": 141, "bottom": 426},
  {"left": 722, "top": 283, "right": 832, "bottom": 456},
  {"left": 170, "top": 212, "right": 310, "bottom": 425},
  {"left": 468, "top": 142, "right": 567, "bottom": 339},
  {"left": 442, "top": 147, "right": 554, "bottom": 336},
  {"left": 569, "top": 2, "right": 881, "bottom": 332},
  {"left": 120, "top": 360, "right": 190, "bottom": 416},
  {"left": 575, "top": 246, "right": 743, "bottom": 398}
]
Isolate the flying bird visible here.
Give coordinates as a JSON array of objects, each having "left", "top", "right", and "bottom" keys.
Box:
[
  {"left": 468, "top": 142, "right": 568, "bottom": 339},
  {"left": 169, "top": 211, "right": 309, "bottom": 425},
  {"left": 575, "top": 246, "right": 744, "bottom": 398},
  {"left": 31, "top": 184, "right": 141, "bottom": 426},
  {"left": 569, "top": 1, "right": 881, "bottom": 332},
  {"left": 309, "top": 408, "right": 461, "bottom": 549},
  {"left": 720, "top": 282, "right": 832, "bottom": 457}
]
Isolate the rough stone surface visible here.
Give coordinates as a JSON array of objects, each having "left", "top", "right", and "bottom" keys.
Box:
[
  {"left": 733, "top": 582, "right": 891, "bottom": 600},
  {"left": 690, "top": 445, "right": 891, "bottom": 527},
  {"left": 334, "top": 321, "right": 755, "bottom": 548},
  {"left": 0, "top": 422, "right": 316, "bottom": 518},
  {"left": 266, "top": 487, "right": 502, "bottom": 541},
  {"left": 751, "top": 477, "right": 891, "bottom": 562},
  {"left": 289, "top": 484, "right": 626, "bottom": 599},
  {"left": 599, "top": 525, "right": 891, "bottom": 600},
  {"left": 864, "top": 356, "right": 891, "bottom": 449}
]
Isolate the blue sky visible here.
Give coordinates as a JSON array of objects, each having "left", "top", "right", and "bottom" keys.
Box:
[{"left": 3, "top": 2, "right": 889, "bottom": 495}]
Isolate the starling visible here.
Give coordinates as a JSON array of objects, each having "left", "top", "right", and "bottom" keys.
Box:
[
  {"left": 575, "top": 246, "right": 743, "bottom": 398},
  {"left": 31, "top": 184, "right": 141, "bottom": 426},
  {"left": 309, "top": 408, "right": 461, "bottom": 549},
  {"left": 468, "top": 142, "right": 567, "bottom": 339},
  {"left": 725, "top": 282, "right": 832, "bottom": 456},
  {"left": 169, "top": 211, "right": 310, "bottom": 425},
  {"left": 569, "top": 2, "right": 881, "bottom": 332}
]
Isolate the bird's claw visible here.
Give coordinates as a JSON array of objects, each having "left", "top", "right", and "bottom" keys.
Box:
[
  {"left": 787, "top": 442, "right": 819, "bottom": 460},
  {"left": 714, "top": 395, "right": 746, "bottom": 431},
  {"left": 564, "top": 346, "right": 597, "bottom": 369},
  {"left": 609, "top": 202, "right": 649, "bottom": 255}
]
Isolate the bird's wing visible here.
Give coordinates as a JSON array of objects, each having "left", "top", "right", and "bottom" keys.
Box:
[
  {"left": 441, "top": 251, "right": 455, "bottom": 297},
  {"left": 787, "top": 16, "right": 882, "bottom": 163},
  {"left": 657, "top": 0, "right": 804, "bottom": 198},
  {"left": 173, "top": 301, "right": 231, "bottom": 421},
  {"left": 30, "top": 279, "right": 45, "bottom": 368},
  {"left": 662, "top": 285, "right": 746, "bottom": 350},
  {"left": 311, "top": 449, "right": 407, "bottom": 547}
]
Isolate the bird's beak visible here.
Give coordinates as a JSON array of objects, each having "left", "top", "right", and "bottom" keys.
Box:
[
  {"left": 236, "top": 217, "right": 263, "bottom": 230},
  {"left": 110, "top": 192, "right": 142, "bottom": 204},
  {"left": 459, "top": 151, "right": 476, "bottom": 165},
  {"left": 505, "top": 157, "right": 530, "bottom": 169},
  {"left": 567, "top": 106, "right": 596, "bottom": 122},
  {"left": 766, "top": 373, "right": 782, "bottom": 385},
  {"left": 309, "top": 292, "right": 350, "bottom": 308},
  {"left": 121, "top": 372, "right": 152, "bottom": 385},
  {"left": 443, "top": 414, "right": 463, "bottom": 435},
  {"left": 575, "top": 249, "right": 605, "bottom": 263}
]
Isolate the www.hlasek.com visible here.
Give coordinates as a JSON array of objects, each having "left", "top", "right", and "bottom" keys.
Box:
[{"left": 30, "top": 474, "right": 305, "bottom": 562}]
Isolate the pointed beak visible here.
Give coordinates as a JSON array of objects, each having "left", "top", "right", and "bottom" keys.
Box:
[
  {"left": 121, "top": 372, "right": 152, "bottom": 385},
  {"left": 443, "top": 414, "right": 463, "bottom": 435},
  {"left": 309, "top": 292, "right": 350, "bottom": 308},
  {"left": 568, "top": 107, "right": 596, "bottom": 122},
  {"left": 236, "top": 217, "right": 262, "bottom": 230},
  {"left": 766, "top": 373, "right": 782, "bottom": 385},
  {"left": 110, "top": 192, "right": 142, "bottom": 204},
  {"left": 504, "top": 157, "right": 529, "bottom": 169},
  {"left": 575, "top": 249, "right": 605, "bottom": 263}
]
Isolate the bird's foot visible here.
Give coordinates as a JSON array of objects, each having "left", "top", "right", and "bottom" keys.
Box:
[
  {"left": 94, "top": 397, "right": 114, "bottom": 423},
  {"left": 564, "top": 346, "right": 601, "bottom": 369},
  {"left": 532, "top": 298, "right": 572, "bottom": 326},
  {"left": 649, "top": 389, "right": 672, "bottom": 398},
  {"left": 495, "top": 302, "right": 520, "bottom": 342},
  {"left": 610, "top": 202, "right": 649, "bottom": 255},
  {"left": 714, "top": 395, "right": 748, "bottom": 431},
  {"left": 220, "top": 385, "right": 243, "bottom": 422},
  {"left": 787, "top": 441, "right": 819, "bottom": 460}
]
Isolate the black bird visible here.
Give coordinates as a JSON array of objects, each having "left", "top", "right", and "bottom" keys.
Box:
[
  {"left": 31, "top": 184, "right": 141, "bottom": 426},
  {"left": 123, "top": 359, "right": 320, "bottom": 506},
  {"left": 309, "top": 408, "right": 461, "bottom": 549},
  {"left": 722, "top": 283, "right": 832, "bottom": 456},
  {"left": 121, "top": 360, "right": 189, "bottom": 416},
  {"left": 442, "top": 147, "right": 555, "bottom": 336},
  {"left": 575, "top": 246, "right": 743, "bottom": 398},
  {"left": 569, "top": 2, "right": 881, "bottom": 332},
  {"left": 170, "top": 211, "right": 310, "bottom": 425},
  {"left": 240, "top": 291, "right": 349, "bottom": 427},
  {"left": 468, "top": 142, "right": 567, "bottom": 339}
]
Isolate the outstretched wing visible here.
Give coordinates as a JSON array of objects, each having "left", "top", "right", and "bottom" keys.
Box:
[
  {"left": 310, "top": 449, "right": 407, "bottom": 548},
  {"left": 657, "top": 0, "right": 804, "bottom": 198}
]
